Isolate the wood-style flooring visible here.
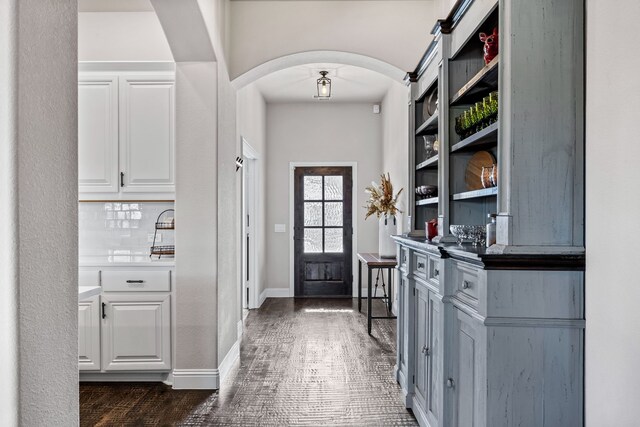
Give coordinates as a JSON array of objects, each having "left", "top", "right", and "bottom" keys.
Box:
[{"left": 80, "top": 298, "right": 417, "bottom": 426}]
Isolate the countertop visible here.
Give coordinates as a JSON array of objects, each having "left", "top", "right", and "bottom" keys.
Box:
[
  {"left": 79, "top": 285, "right": 101, "bottom": 300},
  {"left": 79, "top": 255, "right": 175, "bottom": 268}
]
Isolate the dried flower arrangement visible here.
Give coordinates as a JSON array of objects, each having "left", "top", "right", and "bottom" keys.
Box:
[{"left": 364, "top": 173, "right": 403, "bottom": 219}]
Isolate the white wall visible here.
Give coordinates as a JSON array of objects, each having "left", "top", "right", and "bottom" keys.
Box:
[
  {"left": 585, "top": 1, "right": 640, "bottom": 425},
  {"left": 78, "top": 12, "right": 173, "bottom": 61},
  {"left": 0, "top": 0, "right": 78, "bottom": 424},
  {"left": 173, "top": 62, "right": 219, "bottom": 386},
  {"left": 229, "top": 1, "right": 438, "bottom": 79},
  {"left": 265, "top": 103, "right": 382, "bottom": 292},
  {"left": 216, "top": 60, "right": 240, "bottom": 363},
  {"left": 381, "top": 83, "right": 410, "bottom": 234},
  {"left": 237, "top": 84, "right": 267, "bottom": 298}
]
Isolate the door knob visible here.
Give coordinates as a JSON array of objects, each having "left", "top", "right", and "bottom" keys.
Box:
[
  {"left": 446, "top": 378, "right": 455, "bottom": 388},
  {"left": 462, "top": 280, "right": 471, "bottom": 289}
]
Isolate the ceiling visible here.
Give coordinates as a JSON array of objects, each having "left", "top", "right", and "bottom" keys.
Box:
[{"left": 254, "top": 63, "right": 395, "bottom": 104}]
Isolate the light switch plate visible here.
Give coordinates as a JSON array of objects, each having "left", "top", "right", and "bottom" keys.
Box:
[{"left": 274, "top": 224, "right": 286, "bottom": 233}]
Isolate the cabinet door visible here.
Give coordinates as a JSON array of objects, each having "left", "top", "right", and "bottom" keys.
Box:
[
  {"left": 397, "top": 275, "right": 410, "bottom": 384},
  {"left": 102, "top": 293, "right": 171, "bottom": 371},
  {"left": 413, "top": 283, "right": 429, "bottom": 410},
  {"left": 78, "top": 75, "right": 119, "bottom": 194},
  {"left": 426, "top": 290, "right": 442, "bottom": 426},
  {"left": 119, "top": 74, "right": 175, "bottom": 193},
  {"left": 78, "top": 295, "right": 101, "bottom": 371},
  {"left": 451, "top": 308, "right": 484, "bottom": 427}
]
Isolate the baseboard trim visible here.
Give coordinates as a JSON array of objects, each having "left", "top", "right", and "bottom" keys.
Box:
[
  {"left": 218, "top": 339, "right": 240, "bottom": 386},
  {"left": 172, "top": 369, "right": 219, "bottom": 390},
  {"left": 237, "top": 319, "right": 243, "bottom": 339},
  {"left": 259, "top": 288, "right": 267, "bottom": 307},
  {"left": 80, "top": 372, "right": 170, "bottom": 382},
  {"left": 265, "top": 288, "right": 290, "bottom": 298}
]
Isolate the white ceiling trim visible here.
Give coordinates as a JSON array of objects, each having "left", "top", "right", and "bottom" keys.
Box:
[{"left": 231, "top": 50, "right": 406, "bottom": 90}]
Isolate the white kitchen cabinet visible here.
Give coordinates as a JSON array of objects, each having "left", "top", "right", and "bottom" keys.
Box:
[
  {"left": 119, "top": 74, "right": 175, "bottom": 193},
  {"left": 78, "top": 71, "right": 175, "bottom": 199},
  {"left": 78, "top": 75, "right": 119, "bottom": 193},
  {"left": 78, "top": 295, "right": 101, "bottom": 371},
  {"left": 101, "top": 293, "right": 171, "bottom": 371}
]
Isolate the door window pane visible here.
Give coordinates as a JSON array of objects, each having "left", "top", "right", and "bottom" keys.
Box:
[
  {"left": 324, "top": 202, "right": 343, "bottom": 226},
  {"left": 304, "top": 228, "right": 322, "bottom": 253},
  {"left": 303, "top": 176, "right": 322, "bottom": 200},
  {"left": 324, "top": 228, "right": 343, "bottom": 253},
  {"left": 304, "top": 202, "right": 322, "bottom": 226},
  {"left": 324, "top": 176, "right": 343, "bottom": 200}
]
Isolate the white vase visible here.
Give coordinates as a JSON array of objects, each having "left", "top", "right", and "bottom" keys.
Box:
[{"left": 378, "top": 215, "right": 397, "bottom": 258}]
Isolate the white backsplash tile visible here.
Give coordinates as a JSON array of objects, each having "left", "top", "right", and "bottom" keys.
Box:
[{"left": 79, "top": 202, "right": 175, "bottom": 258}]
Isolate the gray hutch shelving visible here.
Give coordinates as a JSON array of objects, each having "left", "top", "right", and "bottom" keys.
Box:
[{"left": 395, "top": 0, "right": 585, "bottom": 426}]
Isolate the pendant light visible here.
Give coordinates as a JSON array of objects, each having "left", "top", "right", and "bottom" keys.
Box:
[{"left": 315, "top": 71, "right": 331, "bottom": 99}]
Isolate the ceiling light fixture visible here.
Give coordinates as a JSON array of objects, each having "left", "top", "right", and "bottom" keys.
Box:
[{"left": 314, "top": 71, "right": 331, "bottom": 99}]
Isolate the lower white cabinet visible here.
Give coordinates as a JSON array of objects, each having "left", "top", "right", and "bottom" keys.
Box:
[
  {"left": 78, "top": 267, "right": 173, "bottom": 374},
  {"left": 79, "top": 295, "right": 101, "bottom": 371},
  {"left": 102, "top": 293, "right": 171, "bottom": 371}
]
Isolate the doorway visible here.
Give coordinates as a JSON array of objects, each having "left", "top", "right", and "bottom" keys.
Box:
[
  {"left": 293, "top": 166, "right": 353, "bottom": 297},
  {"left": 242, "top": 138, "right": 259, "bottom": 311}
]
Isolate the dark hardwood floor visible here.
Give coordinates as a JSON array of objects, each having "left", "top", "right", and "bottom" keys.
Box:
[{"left": 80, "top": 298, "right": 417, "bottom": 426}]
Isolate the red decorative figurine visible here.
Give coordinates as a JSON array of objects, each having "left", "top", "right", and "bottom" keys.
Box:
[{"left": 479, "top": 27, "right": 499, "bottom": 65}]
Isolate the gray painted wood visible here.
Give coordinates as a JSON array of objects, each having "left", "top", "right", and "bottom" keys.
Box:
[
  {"left": 394, "top": 236, "right": 584, "bottom": 427},
  {"left": 497, "top": 0, "right": 584, "bottom": 248}
]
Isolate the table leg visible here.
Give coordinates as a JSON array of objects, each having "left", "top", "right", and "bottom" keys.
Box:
[
  {"left": 387, "top": 267, "right": 393, "bottom": 312},
  {"left": 368, "top": 266, "right": 373, "bottom": 335},
  {"left": 358, "top": 259, "right": 362, "bottom": 312}
]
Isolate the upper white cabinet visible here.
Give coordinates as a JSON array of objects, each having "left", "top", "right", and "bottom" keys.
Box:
[
  {"left": 78, "top": 71, "right": 175, "bottom": 200},
  {"left": 119, "top": 75, "right": 175, "bottom": 194},
  {"left": 78, "top": 76, "right": 119, "bottom": 193}
]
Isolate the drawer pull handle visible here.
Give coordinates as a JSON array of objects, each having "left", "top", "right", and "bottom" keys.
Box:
[
  {"left": 447, "top": 378, "right": 455, "bottom": 388},
  {"left": 462, "top": 280, "right": 471, "bottom": 289},
  {"left": 434, "top": 269, "right": 439, "bottom": 277},
  {"left": 126, "top": 280, "right": 145, "bottom": 284},
  {"left": 101, "top": 302, "right": 106, "bottom": 319},
  {"left": 417, "top": 262, "right": 425, "bottom": 269}
]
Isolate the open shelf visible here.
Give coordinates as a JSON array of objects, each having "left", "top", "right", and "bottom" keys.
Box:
[
  {"left": 450, "top": 55, "right": 499, "bottom": 106},
  {"left": 416, "top": 197, "right": 438, "bottom": 206},
  {"left": 452, "top": 187, "right": 498, "bottom": 200},
  {"left": 150, "top": 245, "right": 175, "bottom": 256},
  {"left": 416, "top": 111, "right": 439, "bottom": 135},
  {"left": 451, "top": 122, "right": 498, "bottom": 153},
  {"left": 416, "top": 155, "right": 439, "bottom": 170}
]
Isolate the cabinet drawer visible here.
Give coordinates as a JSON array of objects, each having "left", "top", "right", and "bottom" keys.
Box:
[
  {"left": 413, "top": 253, "right": 428, "bottom": 279},
  {"left": 79, "top": 269, "right": 100, "bottom": 287},
  {"left": 451, "top": 261, "right": 479, "bottom": 306},
  {"left": 427, "top": 256, "right": 441, "bottom": 285},
  {"left": 400, "top": 248, "right": 409, "bottom": 271},
  {"left": 101, "top": 270, "right": 171, "bottom": 292}
]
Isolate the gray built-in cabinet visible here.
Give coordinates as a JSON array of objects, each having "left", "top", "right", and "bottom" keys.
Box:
[{"left": 395, "top": 0, "right": 585, "bottom": 426}]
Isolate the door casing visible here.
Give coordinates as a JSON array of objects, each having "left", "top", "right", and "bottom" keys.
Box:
[{"left": 289, "top": 161, "right": 358, "bottom": 298}]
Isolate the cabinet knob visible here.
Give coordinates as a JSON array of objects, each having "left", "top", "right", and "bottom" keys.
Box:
[
  {"left": 446, "top": 378, "right": 455, "bottom": 388},
  {"left": 462, "top": 280, "right": 471, "bottom": 289},
  {"left": 417, "top": 262, "right": 425, "bottom": 269},
  {"left": 434, "top": 269, "right": 439, "bottom": 277},
  {"left": 422, "top": 345, "right": 431, "bottom": 356}
]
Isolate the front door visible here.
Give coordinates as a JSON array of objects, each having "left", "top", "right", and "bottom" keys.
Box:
[{"left": 294, "top": 167, "right": 353, "bottom": 297}]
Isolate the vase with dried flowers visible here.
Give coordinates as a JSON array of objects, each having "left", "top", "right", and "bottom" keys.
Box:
[{"left": 365, "top": 173, "right": 403, "bottom": 258}]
